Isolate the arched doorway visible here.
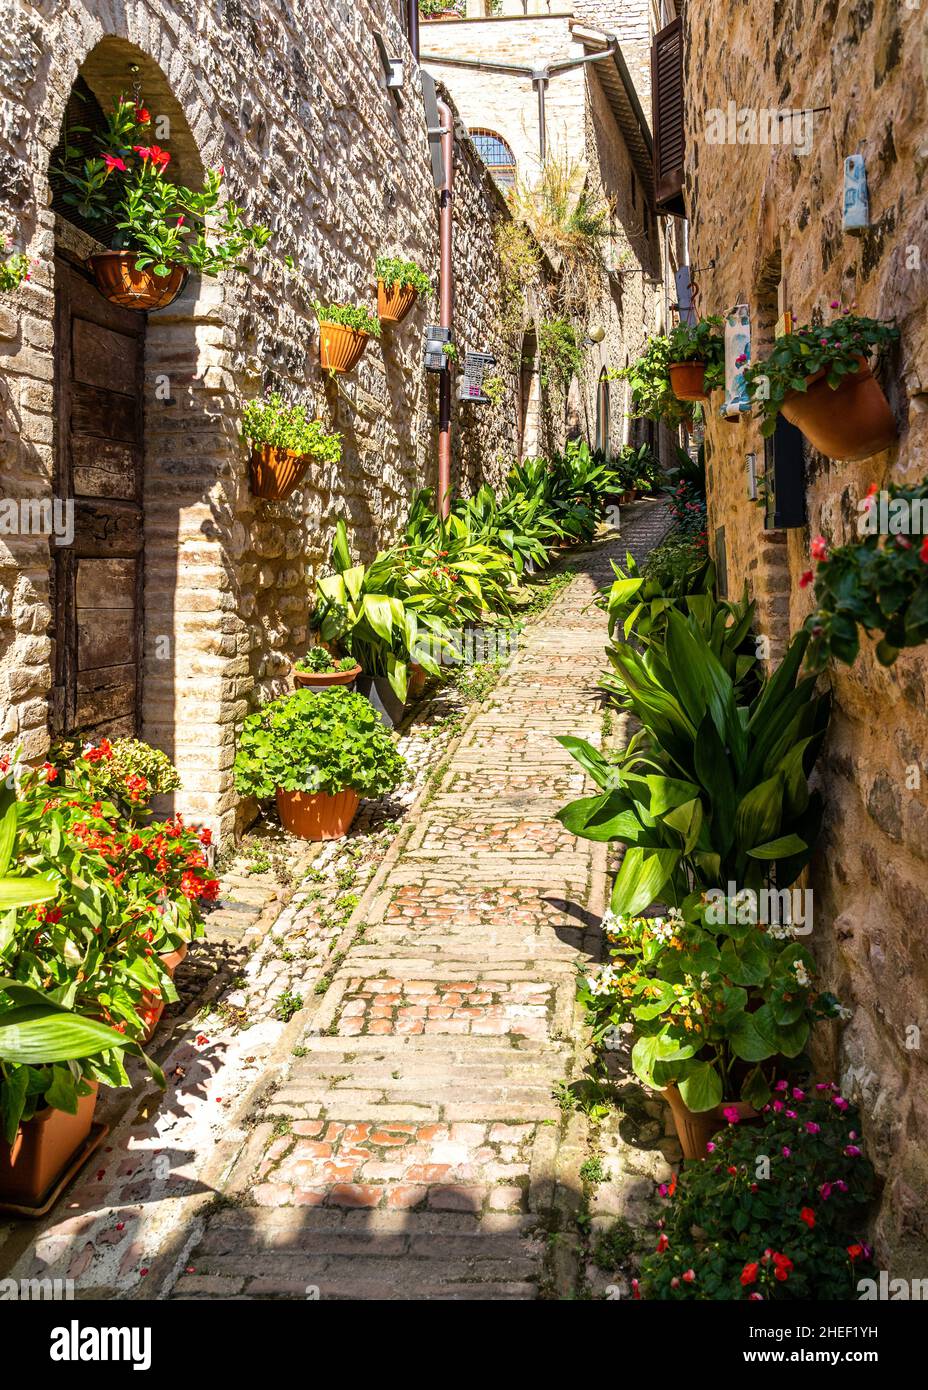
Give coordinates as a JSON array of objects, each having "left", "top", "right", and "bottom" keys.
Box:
[{"left": 48, "top": 40, "right": 209, "bottom": 757}]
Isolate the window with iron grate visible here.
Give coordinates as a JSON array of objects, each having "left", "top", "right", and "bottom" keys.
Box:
[{"left": 469, "top": 128, "right": 517, "bottom": 190}]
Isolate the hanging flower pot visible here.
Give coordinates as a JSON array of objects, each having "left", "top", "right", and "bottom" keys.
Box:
[
  {"left": 276, "top": 787, "right": 360, "bottom": 841},
  {"left": 669, "top": 361, "right": 709, "bottom": 402},
  {"left": 319, "top": 321, "right": 369, "bottom": 372},
  {"left": 663, "top": 1086, "right": 758, "bottom": 1161},
  {"left": 249, "top": 443, "right": 310, "bottom": 501},
  {"left": 780, "top": 356, "right": 897, "bottom": 460},
  {"left": 87, "top": 251, "right": 188, "bottom": 311},
  {"left": 378, "top": 281, "right": 417, "bottom": 324},
  {"left": 0, "top": 1084, "right": 100, "bottom": 1208}
]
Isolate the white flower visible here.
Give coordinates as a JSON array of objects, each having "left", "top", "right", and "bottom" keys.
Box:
[
  {"left": 835, "top": 1002, "right": 853, "bottom": 1021},
  {"left": 767, "top": 921, "right": 796, "bottom": 940},
  {"left": 587, "top": 965, "right": 620, "bottom": 997},
  {"left": 791, "top": 959, "right": 811, "bottom": 988}
]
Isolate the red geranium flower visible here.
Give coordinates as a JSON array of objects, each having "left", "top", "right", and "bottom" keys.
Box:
[
  {"left": 799, "top": 570, "right": 814, "bottom": 588},
  {"left": 800, "top": 1207, "right": 815, "bottom": 1228},
  {"left": 810, "top": 535, "right": 828, "bottom": 562},
  {"left": 740, "top": 1262, "right": 759, "bottom": 1286}
]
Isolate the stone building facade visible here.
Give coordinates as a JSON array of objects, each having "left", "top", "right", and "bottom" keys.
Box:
[
  {"left": 0, "top": 0, "right": 567, "bottom": 838},
  {"left": 683, "top": 0, "right": 928, "bottom": 1271},
  {"left": 422, "top": 1, "right": 682, "bottom": 462}
]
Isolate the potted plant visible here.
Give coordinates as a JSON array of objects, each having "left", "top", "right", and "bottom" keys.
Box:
[
  {"left": 580, "top": 897, "right": 846, "bottom": 1159},
  {"left": 619, "top": 334, "right": 697, "bottom": 431},
  {"left": 56, "top": 95, "right": 270, "bottom": 311},
  {"left": 667, "top": 316, "right": 725, "bottom": 402},
  {"left": 49, "top": 734, "right": 181, "bottom": 819},
  {"left": 314, "top": 302, "right": 381, "bottom": 373},
  {"left": 375, "top": 255, "right": 431, "bottom": 325},
  {"left": 0, "top": 754, "right": 178, "bottom": 1206},
  {"left": 639, "top": 1089, "right": 876, "bottom": 1300},
  {"left": 743, "top": 311, "right": 899, "bottom": 459},
  {"left": 293, "top": 646, "right": 361, "bottom": 688},
  {"left": 241, "top": 392, "right": 342, "bottom": 500},
  {"left": 801, "top": 478, "right": 928, "bottom": 669},
  {"left": 419, "top": 0, "right": 463, "bottom": 19},
  {"left": 233, "top": 686, "right": 407, "bottom": 840}
]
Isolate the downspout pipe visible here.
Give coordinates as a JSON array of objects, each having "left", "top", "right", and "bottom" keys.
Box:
[
  {"left": 437, "top": 97, "right": 454, "bottom": 520},
  {"left": 407, "top": 0, "right": 419, "bottom": 61}
]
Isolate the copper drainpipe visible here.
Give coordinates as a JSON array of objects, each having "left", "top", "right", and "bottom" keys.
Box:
[
  {"left": 407, "top": 0, "right": 419, "bottom": 61},
  {"left": 436, "top": 96, "right": 454, "bottom": 520}
]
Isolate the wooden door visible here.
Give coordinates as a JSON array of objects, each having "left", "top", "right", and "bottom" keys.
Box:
[{"left": 51, "top": 255, "right": 145, "bottom": 740}]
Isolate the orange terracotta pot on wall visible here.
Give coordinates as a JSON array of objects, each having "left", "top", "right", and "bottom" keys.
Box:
[
  {"left": 669, "top": 360, "right": 709, "bottom": 402},
  {"left": 276, "top": 787, "right": 360, "bottom": 840},
  {"left": 377, "top": 280, "right": 417, "bottom": 324},
  {"left": 87, "top": 251, "right": 187, "bottom": 311},
  {"left": 0, "top": 1083, "right": 99, "bottom": 1206},
  {"left": 319, "top": 321, "right": 369, "bottom": 373},
  {"left": 780, "top": 357, "right": 897, "bottom": 461},
  {"left": 249, "top": 443, "right": 310, "bottom": 500}
]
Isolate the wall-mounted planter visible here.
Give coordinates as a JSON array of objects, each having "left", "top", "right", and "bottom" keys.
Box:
[
  {"left": 276, "top": 787, "right": 360, "bottom": 841},
  {"left": 249, "top": 443, "right": 310, "bottom": 500},
  {"left": 780, "top": 356, "right": 897, "bottom": 461},
  {"left": 378, "top": 280, "right": 417, "bottom": 324},
  {"left": 669, "top": 361, "right": 709, "bottom": 402},
  {"left": 87, "top": 251, "right": 187, "bottom": 311},
  {"left": 319, "top": 321, "right": 370, "bottom": 373}
]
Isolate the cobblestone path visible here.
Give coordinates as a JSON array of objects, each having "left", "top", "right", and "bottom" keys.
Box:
[{"left": 174, "top": 503, "right": 671, "bottom": 1300}]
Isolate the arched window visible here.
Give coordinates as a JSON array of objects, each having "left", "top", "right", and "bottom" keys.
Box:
[
  {"left": 595, "top": 370, "right": 611, "bottom": 454},
  {"left": 470, "top": 128, "right": 517, "bottom": 190}
]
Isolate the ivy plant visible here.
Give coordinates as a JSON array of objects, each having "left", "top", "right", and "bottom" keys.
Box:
[
  {"left": 241, "top": 392, "right": 342, "bottom": 460},
  {"left": 538, "top": 317, "right": 582, "bottom": 390},
  {"left": 743, "top": 312, "right": 899, "bottom": 437},
  {"left": 233, "top": 686, "right": 407, "bottom": 801}
]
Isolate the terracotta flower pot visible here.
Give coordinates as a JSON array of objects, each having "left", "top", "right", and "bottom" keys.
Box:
[
  {"left": 249, "top": 443, "right": 310, "bottom": 501},
  {"left": 276, "top": 787, "right": 360, "bottom": 840},
  {"left": 422, "top": 10, "right": 462, "bottom": 19},
  {"left": 293, "top": 663, "right": 361, "bottom": 689},
  {"left": 780, "top": 356, "right": 897, "bottom": 460},
  {"left": 319, "top": 321, "right": 370, "bottom": 373},
  {"left": 87, "top": 251, "right": 187, "bottom": 311},
  {"left": 407, "top": 661, "right": 428, "bottom": 700},
  {"left": 663, "top": 1086, "right": 758, "bottom": 1161},
  {"left": 138, "top": 942, "right": 189, "bottom": 1044},
  {"left": 0, "top": 1084, "right": 99, "bottom": 1205},
  {"left": 669, "top": 360, "right": 709, "bottom": 402},
  {"left": 377, "top": 280, "right": 418, "bottom": 325}
]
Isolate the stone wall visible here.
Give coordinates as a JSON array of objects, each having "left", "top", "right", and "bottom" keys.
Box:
[
  {"left": 0, "top": 0, "right": 549, "bottom": 838},
  {"left": 684, "top": 0, "right": 928, "bottom": 1272}
]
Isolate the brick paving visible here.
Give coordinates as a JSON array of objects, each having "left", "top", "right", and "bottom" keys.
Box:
[{"left": 173, "top": 502, "right": 672, "bottom": 1300}]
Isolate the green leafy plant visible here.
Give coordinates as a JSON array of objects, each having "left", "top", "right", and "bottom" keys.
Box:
[
  {"left": 638, "top": 1088, "right": 875, "bottom": 1300},
  {"left": 667, "top": 316, "right": 725, "bottom": 391},
  {"left": 375, "top": 255, "right": 431, "bottom": 297},
  {"left": 557, "top": 626, "right": 830, "bottom": 915},
  {"left": 294, "top": 647, "right": 357, "bottom": 674},
  {"left": 55, "top": 95, "right": 270, "bottom": 276},
  {"left": 49, "top": 735, "right": 181, "bottom": 815},
  {"left": 241, "top": 392, "right": 342, "bottom": 460},
  {"left": 509, "top": 152, "right": 612, "bottom": 312},
  {"left": 619, "top": 335, "right": 697, "bottom": 430},
  {"left": 0, "top": 247, "right": 31, "bottom": 293},
  {"left": 538, "top": 317, "right": 581, "bottom": 391},
  {"left": 481, "top": 374, "right": 506, "bottom": 405},
  {"left": 802, "top": 480, "right": 928, "bottom": 668},
  {"left": 232, "top": 686, "right": 407, "bottom": 801},
  {"left": 743, "top": 313, "right": 899, "bottom": 437},
  {"left": 582, "top": 896, "right": 842, "bottom": 1113},
  {"left": 313, "top": 302, "right": 382, "bottom": 338}
]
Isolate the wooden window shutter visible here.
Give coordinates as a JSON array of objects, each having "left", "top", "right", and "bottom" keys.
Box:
[{"left": 652, "top": 16, "right": 686, "bottom": 216}]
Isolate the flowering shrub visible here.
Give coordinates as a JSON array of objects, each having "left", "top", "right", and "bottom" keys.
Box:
[
  {"left": 50, "top": 735, "right": 180, "bottom": 813},
  {"left": 581, "top": 898, "right": 844, "bottom": 1112},
  {"left": 313, "top": 302, "right": 382, "bottom": 338},
  {"left": 743, "top": 311, "right": 899, "bottom": 437},
  {"left": 638, "top": 1088, "right": 876, "bottom": 1299},
  {"left": 375, "top": 255, "right": 431, "bottom": 296},
  {"left": 56, "top": 95, "right": 270, "bottom": 276},
  {"left": 801, "top": 478, "right": 928, "bottom": 669},
  {"left": 241, "top": 391, "right": 342, "bottom": 461}
]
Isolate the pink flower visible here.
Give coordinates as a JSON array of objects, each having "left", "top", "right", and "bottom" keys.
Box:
[
  {"left": 670, "top": 1276, "right": 679, "bottom": 1288},
  {"left": 772, "top": 1100, "right": 784, "bottom": 1113},
  {"left": 656, "top": 1232, "right": 669, "bottom": 1253},
  {"left": 820, "top": 1182, "right": 832, "bottom": 1200},
  {"left": 845, "top": 1144, "right": 862, "bottom": 1157},
  {"left": 749, "top": 1292, "right": 764, "bottom": 1301},
  {"left": 786, "top": 1110, "right": 797, "bottom": 1119},
  {"left": 830, "top": 300, "right": 840, "bottom": 309},
  {"left": 806, "top": 1122, "right": 821, "bottom": 1134},
  {"left": 833, "top": 1096, "right": 849, "bottom": 1111},
  {"left": 791, "top": 1088, "right": 805, "bottom": 1100},
  {"left": 723, "top": 1106, "right": 741, "bottom": 1125},
  {"left": 782, "top": 1146, "right": 792, "bottom": 1157},
  {"left": 810, "top": 535, "right": 828, "bottom": 562},
  {"left": 705, "top": 1141, "right": 716, "bottom": 1153},
  {"left": 774, "top": 1080, "right": 788, "bottom": 1092},
  {"left": 682, "top": 1269, "right": 696, "bottom": 1283},
  {"left": 103, "top": 154, "right": 127, "bottom": 172}
]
